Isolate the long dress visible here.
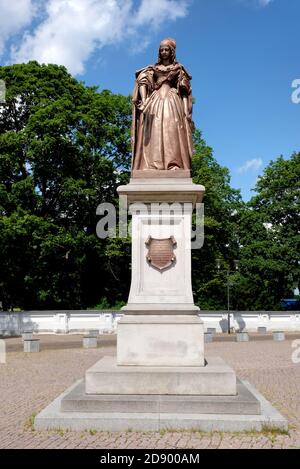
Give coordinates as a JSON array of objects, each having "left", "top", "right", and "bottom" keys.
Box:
[{"left": 132, "top": 63, "right": 194, "bottom": 171}]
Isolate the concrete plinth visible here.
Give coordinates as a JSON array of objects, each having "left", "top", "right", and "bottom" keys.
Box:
[
  {"left": 34, "top": 379, "right": 288, "bottom": 433},
  {"left": 204, "top": 332, "right": 213, "bottom": 343},
  {"left": 236, "top": 332, "right": 249, "bottom": 342},
  {"left": 24, "top": 339, "right": 40, "bottom": 353},
  {"left": 85, "top": 356, "right": 237, "bottom": 396},
  {"left": 22, "top": 332, "right": 33, "bottom": 341},
  {"left": 61, "top": 379, "right": 260, "bottom": 415},
  {"left": 83, "top": 337, "right": 98, "bottom": 349},
  {"left": 273, "top": 331, "right": 285, "bottom": 341},
  {"left": 117, "top": 315, "right": 204, "bottom": 367}
]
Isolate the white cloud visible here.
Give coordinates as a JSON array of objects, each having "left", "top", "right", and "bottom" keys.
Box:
[
  {"left": 9, "top": 0, "right": 190, "bottom": 75},
  {"left": 0, "top": 0, "right": 36, "bottom": 56},
  {"left": 240, "top": 0, "right": 274, "bottom": 7},
  {"left": 237, "top": 158, "right": 263, "bottom": 174},
  {"left": 132, "top": 0, "right": 189, "bottom": 27},
  {"left": 259, "top": 0, "right": 273, "bottom": 6}
]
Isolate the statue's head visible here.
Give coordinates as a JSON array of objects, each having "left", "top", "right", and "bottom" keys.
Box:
[{"left": 157, "top": 37, "right": 176, "bottom": 64}]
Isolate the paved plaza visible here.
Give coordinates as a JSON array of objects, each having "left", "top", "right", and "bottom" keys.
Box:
[{"left": 1, "top": 333, "right": 300, "bottom": 449}]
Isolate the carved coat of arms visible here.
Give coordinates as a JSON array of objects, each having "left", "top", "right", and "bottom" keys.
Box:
[{"left": 145, "top": 236, "right": 177, "bottom": 271}]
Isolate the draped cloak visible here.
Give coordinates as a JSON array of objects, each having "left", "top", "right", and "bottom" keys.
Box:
[{"left": 131, "top": 63, "right": 194, "bottom": 171}]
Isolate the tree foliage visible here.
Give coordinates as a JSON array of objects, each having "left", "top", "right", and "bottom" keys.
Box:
[
  {"left": 0, "top": 62, "right": 131, "bottom": 310},
  {"left": 233, "top": 153, "right": 300, "bottom": 310},
  {"left": 191, "top": 130, "right": 243, "bottom": 309}
]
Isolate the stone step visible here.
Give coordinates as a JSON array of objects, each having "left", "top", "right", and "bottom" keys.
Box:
[
  {"left": 85, "top": 356, "right": 237, "bottom": 396},
  {"left": 35, "top": 379, "right": 288, "bottom": 433},
  {"left": 61, "top": 379, "right": 261, "bottom": 415}
]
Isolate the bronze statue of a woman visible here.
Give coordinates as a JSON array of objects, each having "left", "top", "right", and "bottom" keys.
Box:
[{"left": 132, "top": 38, "right": 194, "bottom": 173}]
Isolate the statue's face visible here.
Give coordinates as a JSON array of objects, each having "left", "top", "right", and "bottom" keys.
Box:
[{"left": 159, "top": 45, "right": 171, "bottom": 61}]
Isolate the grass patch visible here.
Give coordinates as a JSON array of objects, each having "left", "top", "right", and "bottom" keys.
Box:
[
  {"left": 57, "top": 428, "right": 69, "bottom": 436},
  {"left": 156, "top": 426, "right": 290, "bottom": 438},
  {"left": 88, "top": 429, "right": 98, "bottom": 436},
  {"left": 24, "top": 412, "right": 37, "bottom": 432},
  {"left": 260, "top": 424, "right": 290, "bottom": 436},
  {"left": 159, "top": 428, "right": 221, "bottom": 437}
]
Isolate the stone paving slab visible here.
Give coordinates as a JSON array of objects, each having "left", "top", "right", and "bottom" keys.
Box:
[{"left": 0, "top": 333, "right": 300, "bottom": 448}]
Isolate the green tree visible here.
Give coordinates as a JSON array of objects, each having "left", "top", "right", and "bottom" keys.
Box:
[
  {"left": 192, "top": 130, "right": 244, "bottom": 309},
  {"left": 0, "top": 62, "right": 131, "bottom": 310},
  {"left": 234, "top": 153, "right": 300, "bottom": 310}
]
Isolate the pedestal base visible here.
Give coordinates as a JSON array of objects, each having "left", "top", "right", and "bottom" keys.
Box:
[
  {"left": 117, "top": 315, "right": 204, "bottom": 367},
  {"left": 34, "top": 379, "right": 288, "bottom": 433},
  {"left": 85, "top": 356, "right": 236, "bottom": 396},
  {"left": 34, "top": 178, "right": 288, "bottom": 433},
  {"left": 61, "top": 379, "right": 260, "bottom": 414}
]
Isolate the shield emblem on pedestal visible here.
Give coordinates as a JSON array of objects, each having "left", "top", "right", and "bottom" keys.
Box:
[{"left": 145, "top": 236, "right": 177, "bottom": 271}]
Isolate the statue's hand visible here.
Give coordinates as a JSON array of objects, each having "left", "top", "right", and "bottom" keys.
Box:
[
  {"left": 137, "top": 97, "right": 150, "bottom": 113},
  {"left": 136, "top": 100, "right": 145, "bottom": 111}
]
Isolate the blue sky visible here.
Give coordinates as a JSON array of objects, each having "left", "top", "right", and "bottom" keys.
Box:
[{"left": 0, "top": 0, "right": 299, "bottom": 200}]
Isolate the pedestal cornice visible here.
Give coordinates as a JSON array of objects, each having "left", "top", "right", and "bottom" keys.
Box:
[{"left": 117, "top": 178, "right": 205, "bottom": 206}]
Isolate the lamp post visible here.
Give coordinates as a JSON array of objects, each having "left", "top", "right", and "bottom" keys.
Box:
[{"left": 216, "top": 259, "right": 239, "bottom": 334}]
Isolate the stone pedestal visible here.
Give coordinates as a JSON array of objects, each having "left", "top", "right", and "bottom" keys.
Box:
[
  {"left": 205, "top": 332, "right": 213, "bottom": 343},
  {"left": 83, "top": 336, "right": 98, "bottom": 349},
  {"left": 85, "top": 356, "right": 236, "bottom": 396},
  {"left": 22, "top": 332, "right": 33, "bottom": 341},
  {"left": 114, "top": 178, "right": 205, "bottom": 379},
  {"left": 34, "top": 176, "right": 288, "bottom": 432},
  {"left": 236, "top": 332, "right": 249, "bottom": 342},
  {"left": 118, "top": 178, "right": 204, "bottom": 312},
  {"left": 84, "top": 178, "right": 235, "bottom": 399},
  {"left": 273, "top": 331, "right": 285, "bottom": 341},
  {"left": 60, "top": 379, "right": 259, "bottom": 415},
  {"left": 117, "top": 315, "right": 204, "bottom": 367},
  {"left": 24, "top": 339, "right": 40, "bottom": 353}
]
